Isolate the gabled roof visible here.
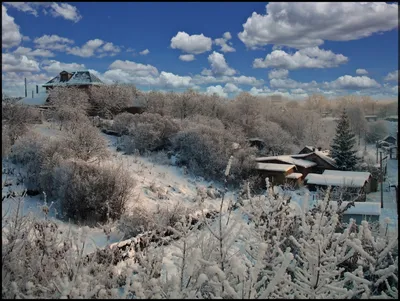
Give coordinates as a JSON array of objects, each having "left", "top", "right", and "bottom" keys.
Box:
[
  {"left": 323, "top": 170, "right": 371, "bottom": 183},
  {"left": 256, "top": 155, "right": 317, "bottom": 168},
  {"left": 256, "top": 163, "right": 295, "bottom": 172},
  {"left": 381, "top": 135, "right": 396, "bottom": 142},
  {"left": 305, "top": 173, "right": 367, "bottom": 188},
  {"left": 43, "top": 70, "right": 103, "bottom": 87},
  {"left": 292, "top": 150, "right": 337, "bottom": 168}
]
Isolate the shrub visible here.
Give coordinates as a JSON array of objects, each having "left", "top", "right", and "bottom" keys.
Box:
[
  {"left": 63, "top": 124, "right": 110, "bottom": 162},
  {"left": 122, "top": 113, "right": 180, "bottom": 154},
  {"left": 2, "top": 125, "right": 11, "bottom": 158},
  {"left": 172, "top": 123, "right": 251, "bottom": 182},
  {"left": 53, "top": 160, "right": 134, "bottom": 224},
  {"left": 112, "top": 112, "right": 137, "bottom": 135}
]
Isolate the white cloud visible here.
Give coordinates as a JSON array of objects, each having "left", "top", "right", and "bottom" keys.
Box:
[
  {"left": 192, "top": 74, "right": 263, "bottom": 87},
  {"left": 97, "top": 42, "right": 121, "bottom": 57},
  {"left": 208, "top": 51, "right": 236, "bottom": 76},
  {"left": 249, "top": 86, "right": 308, "bottom": 100},
  {"left": 2, "top": 53, "right": 40, "bottom": 72},
  {"left": 239, "top": 2, "right": 398, "bottom": 49},
  {"left": 109, "top": 60, "right": 159, "bottom": 77},
  {"left": 67, "top": 39, "right": 104, "bottom": 57},
  {"left": 170, "top": 31, "right": 212, "bottom": 54},
  {"left": 2, "top": 5, "right": 22, "bottom": 48},
  {"left": 214, "top": 31, "right": 236, "bottom": 53},
  {"left": 384, "top": 70, "right": 398, "bottom": 82},
  {"left": 205, "top": 85, "right": 228, "bottom": 98},
  {"left": 13, "top": 46, "right": 55, "bottom": 58},
  {"left": 41, "top": 59, "right": 86, "bottom": 75},
  {"left": 270, "top": 78, "right": 319, "bottom": 90},
  {"left": 50, "top": 2, "right": 82, "bottom": 23},
  {"left": 34, "top": 34, "right": 74, "bottom": 51},
  {"left": 253, "top": 47, "right": 348, "bottom": 70},
  {"left": 325, "top": 75, "right": 381, "bottom": 90},
  {"left": 5, "top": 2, "right": 82, "bottom": 22},
  {"left": 223, "top": 83, "right": 241, "bottom": 94},
  {"left": 139, "top": 49, "right": 150, "bottom": 55},
  {"left": 158, "top": 71, "right": 193, "bottom": 89},
  {"left": 2, "top": 71, "right": 52, "bottom": 97},
  {"left": 356, "top": 68, "right": 368, "bottom": 75},
  {"left": 179, "top": 54, "right": 195, "bottom": 62},
  {"left": 268, "top": 69, "right": 289, "bottom": 79}
]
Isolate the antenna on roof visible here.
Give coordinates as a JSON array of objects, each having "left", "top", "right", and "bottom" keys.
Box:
[
  {"left": 36, "top": 85, "right": 39, "bottom": 94},
  {"left": 24, "top": 78, "right": 27, "bottom": 97}
]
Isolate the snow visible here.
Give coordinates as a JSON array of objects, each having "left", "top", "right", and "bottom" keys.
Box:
[
  {"left": 285, "top": 173, "right": 302, "bottom": 179},
  {"left": 339, "top": 201, "right": 381, "bottom": 216},
  {"left": 256, "top": 155, "right": 317, "bottom": 168},
  {"left": 323, "top": 170, "right": 371, "bottom": 182},
  {"left": 256, "top": 163, "right": 295, "bottom": 172},
  {"left": 305, "top": 173, "right": 367, "bottom": 188},
  {"left": 17, "top": 92, "right": 48, "bottom": 106}
]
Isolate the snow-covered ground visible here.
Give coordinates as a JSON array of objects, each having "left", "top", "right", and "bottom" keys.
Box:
[{"left": 3, "top": 123, "right": 232, "bottom": 255}]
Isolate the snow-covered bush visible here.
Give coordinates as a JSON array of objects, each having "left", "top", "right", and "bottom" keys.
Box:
[
  {"left": 2, "top": 197, "right": 126, "bottom": 299},
  {"left": 2, "top": 125, "right": 12, "bottom": 157},
  {"left": 64, "top": 124, "right": 110, "bottom": 162},
  {"left": 52, "top": 160, "right": 134, "bottom": 224},
  {"left": 112, "top": 112, "right": 137, "bottom": 135},
  {"left": 121, "top": 113, "right": 180, "bottom": 154},
  {"left": 171, "top": 123, "right": 252, "bottom": 183}
]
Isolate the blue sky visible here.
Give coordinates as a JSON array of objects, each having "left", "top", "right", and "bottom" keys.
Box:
[{"left": 2, "top": 2, "right": 399, "bottom": 99}]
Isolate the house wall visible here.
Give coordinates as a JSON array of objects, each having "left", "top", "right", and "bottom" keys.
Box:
[
  {"left": 256, "top": 167, "right": 295, "bottom": 188},
  {"left": 342, "top": 214, "right": 379, "bottom": 225}
]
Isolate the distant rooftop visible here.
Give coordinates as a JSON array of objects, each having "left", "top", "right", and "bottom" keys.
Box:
[
  {"left": 17, "top": 92, "right": 49, "bottom": 106},
  {"left": 256, "top": 163, "right": 296, "bottom": 172},
  {"left": 43, "top": 70, "right": 103, "bottom": 87}
]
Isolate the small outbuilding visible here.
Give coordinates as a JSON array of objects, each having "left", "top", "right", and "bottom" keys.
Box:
[{"left": 255, "top": 163, "right": 296, "bottom": 188}]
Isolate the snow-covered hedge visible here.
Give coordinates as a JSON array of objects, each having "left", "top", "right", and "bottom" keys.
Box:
[{"left": 53, "top": 159, "right": 134, "bottom": 224}]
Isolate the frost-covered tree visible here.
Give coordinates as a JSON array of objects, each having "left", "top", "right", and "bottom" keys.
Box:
[{"left": 330, "top": 109, "right": 359, "bottom": 171}]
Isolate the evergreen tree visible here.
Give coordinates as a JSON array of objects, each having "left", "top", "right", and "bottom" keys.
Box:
[{"left": 330, "top": 109, "right": 359, "bottom": 171}]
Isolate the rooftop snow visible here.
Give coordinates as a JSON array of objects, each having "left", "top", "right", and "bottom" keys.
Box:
[
  {"left": 339, "top": 201, "right": 381, "bottom": 216},
  {"left": 285, "top": 173, "right": 303, "bottom": 179},
  {"left": 305, "top": 173, "right": 367, "bottom": 188},
  {"left": 43, "top": 71, "right": 103, "bottom": 87},
  {"left": 17, "top": 92, "right": 48, "bottom": 106},
  {"left": 256, "top": 163, "right": 296, "bottom": 172},
  {"left": 256, "top": 155, "right": 317, "bottom": 168},
  {"left": 292, "top": 151, "right": 337, "bottom": 167},
  {"left": 323, "top": 170, "right": 371, "bottom": 183}
]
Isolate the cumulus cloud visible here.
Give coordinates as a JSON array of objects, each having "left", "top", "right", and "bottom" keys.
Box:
[
  {"left": 2, "top": 53, "right": 40, "bottom": 72},
  {"left": 2, "top": 71, "right": 52, "bottom": 97},
  {"left": 40, "top": 59, "right": 86, "bottom": 75},
  {"left": 249, "top": 86, "right": 308, "bottom": 100},
  {"left": 205, "top": 85, "right": 228, "bottom": 98},
  {"left": 253, "top": 47, "right": 348, "bottom": 70},
  {"left": 192, "top": 74, "right": 263, "bottom": 87},
  {"left": 67, "top": 39, "right": 104, "bottom": 57},
  {"left": 325, "top": 75, "right": 381, "bottom": 90},
  {"left": 158, "top": 71, "right": 192, "bottom": 89},
  {"left": 97, "top": 42, "right": 121, "bottom": 57},
  {"left": 223, "top": 83, "right": 241, "bottom": 94},
  {"left": 49, "top": 3, "right": 82, "bottom": 22},
  {"left": 207, "top": 51, "right": 236, "bottom": 76},
  {"left": 239, "top": 2, "right": 398, "bottom": 49},
  {"left": 268, "top": 69, "right": 289, "bottom": 79},
  {"left": 2, "top": 5, "right": 22, "bottom": 48},
  {"left": 109, "top": 60, "right": 159, "bottom": 77},
  {"left": 214, "top": 31, "right": 236, "bottom": 53},
  {"left": 13, "top": 46, "right": 55, "bottom": 58},
  {"left": 170, "top": 31, "right": 212, "bottom": 54},
  {"left": 384, "top": 70, "right": 398, "bottom": 82},
  {"left": 356, "top": 68, "right": 368, "bottom": 75},
  {"left": 5, "top": 2, "right": 82, "bottom": 22},
  {"left": 139, "top": 49, "right": 150, "bottom": 55},
  {"left": 179, "top": 54, "right": 195, "bottom": 62},
  {"left": 34, "top": 34, "right": 74, "bottom": 51},
  {"left": 270, "top": 77, "right": 319, "bottom": 90}
]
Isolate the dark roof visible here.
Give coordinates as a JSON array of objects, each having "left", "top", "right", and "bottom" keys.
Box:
[{"left": 43, "top": 71, "right": 103, "bottom": 87}]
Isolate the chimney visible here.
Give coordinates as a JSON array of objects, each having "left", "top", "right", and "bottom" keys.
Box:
[
  {"left": 312, "top": 147, "right": 316, "bottom": 152},
  {"left": 24, "top": 78, "right": 27, "bottom": 97},
  {"left": 36, "top": 85, "right": 39, "bottom": 94},
  {"left": 318, "top": 147, "right": 322, "bottom": 151}
]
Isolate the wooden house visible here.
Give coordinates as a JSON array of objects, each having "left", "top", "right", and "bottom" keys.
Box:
[
  {"left": 291, "top": 150, "right": 337, "bottom": 174},
  {"left": 256, "top": 155, "right": 317, "bottom": 179},
  {"left": 381, "top": 135, "right": 397, "bottom": 145},
  {"left": 322, "top": 170, "right": 373, "bottom": 193},
  {"left": 255, "top": 163, "right": 296, "bottom": 188}
]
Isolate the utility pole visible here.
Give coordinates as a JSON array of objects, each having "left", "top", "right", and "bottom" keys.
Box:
[
  {"left": 24, "top": 78, "right": 27, "bottom": 97},
  {"left": 380, "top": 152, "right": 383, "bottom": 208},
  {"left": 32, "top": 90, "right": 34, "bottom": 98},
  {"left": 376, "top": 141, "right": 378, "bottom": 163}
]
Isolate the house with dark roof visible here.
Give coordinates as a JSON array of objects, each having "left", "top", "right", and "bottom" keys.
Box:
[
  {"left": 291, "top": 150, "right": 337, "bottom": 173},
  {"left": 43, "top": 70, "right": 104, "bottom": 92}
]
